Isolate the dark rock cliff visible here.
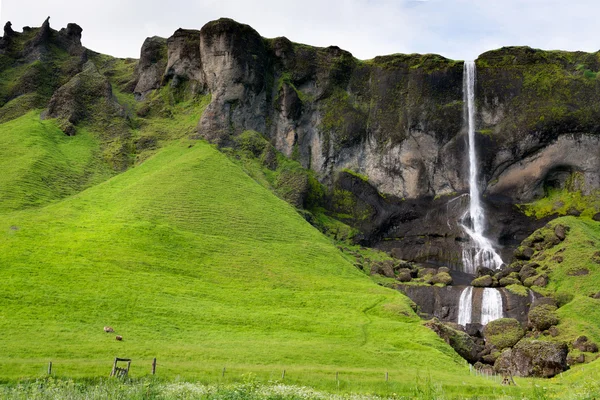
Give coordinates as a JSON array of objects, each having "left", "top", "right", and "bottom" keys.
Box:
[{"left": 131, "top": 17, "right": 600, "bottom": 268}]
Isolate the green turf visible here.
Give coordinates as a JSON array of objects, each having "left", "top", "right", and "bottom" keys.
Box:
[
  {"left": 0, "top": 111, "right": 113, "bottom": 213},
  {"left": 0, "top": 134, "right": 523, "bottom": 396},
  {"left": 514, "top": 217, "right": 600, "bottom": 351}
]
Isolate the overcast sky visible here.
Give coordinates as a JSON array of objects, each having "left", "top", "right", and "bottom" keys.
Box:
[{"left": 1, "top": 0, "right": 598, "bottom": 61}]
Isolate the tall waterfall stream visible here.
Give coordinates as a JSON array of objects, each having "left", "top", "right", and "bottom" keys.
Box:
[{"left": 457, "top": 61, "right": 504, "bottom": 326}]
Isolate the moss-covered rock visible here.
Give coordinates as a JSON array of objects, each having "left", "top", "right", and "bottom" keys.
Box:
[
  {"left": 424, "top": 318, "right": 482, "bottom": 364},
  {"left": 519, "top": 263, "right": 538, "bottom": 282},
  {"left": 499, "top": 276, "right": 521, "bottom": 287},
  {"left": 514, "top": 246, "right": 535, "bottom": 260},
  {"left": 429, "top": 271, "right": 453, "bottom": 286},
  {"left": 494, "top": 339, "right": 568, "bottom": 377},
  {"left": 471, "top": 275, "right": 494, "bottom": 287},
  {"left": 528, "top": 304, "right": 559, "bottom": 331},
  {"left": 523, "top": 274, "right": 549, "bottom": 288},
  {"left": 572, "top": 336, "right": 599, "bottom": 353},
  {"left": 483, "top": 318, "right": 525, "bottom": 350},
  {"left": 506, "top": 284, "right": 529, "bottom": 297}
]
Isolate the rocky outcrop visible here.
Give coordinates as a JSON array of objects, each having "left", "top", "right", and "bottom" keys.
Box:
[
  {"left": 197, "top": 19, "right": 268, "bottom": 145},
  {"left": 44, "top": 61, "right": 122, "bottom": 135},
  {"left": 164, "top": 29, "right": 203, "bottom": 93},
  {"left": 494, "top": 340, "right": 568, "bottom": 377},
  {"left": 0, "top": 18, "right": 88, "bottom": 110},
  {"left": 425, "top": 318, "right": 483, "bottom": 364},
  {"left": 133, "top": 36, "right": 167, "bottom": 98}
]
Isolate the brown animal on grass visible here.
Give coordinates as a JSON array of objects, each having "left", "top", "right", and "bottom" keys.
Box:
[
  {"left": 115, "top": 335, "right": 123, "bottom": 341},
  {"left": 104, "top": 326, "right": 114, "bottom": 333}
]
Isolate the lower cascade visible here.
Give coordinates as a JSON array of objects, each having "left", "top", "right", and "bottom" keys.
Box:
[
  {"left": 457, "top": 286, "right": 473, "bottom": 326},
  {"left": 481, "top": 288, "right": 503, "bottom": 325}
]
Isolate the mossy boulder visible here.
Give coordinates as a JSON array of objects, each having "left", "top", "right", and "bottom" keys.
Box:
[
  {"left": 499, "top": 276, "right": 521, "bottom": 287},
  {"left": 519, "top": 263, "right": 538, "bottom": 282},
  {"left": 483, "top": 318, "right": 525, "bottom": 350},
  {"left": 528, "top": 304, "right": 559, "bottom": 331},
  {"left": 523, "top": 274, "right": 549, "bottom": 288},
  {"left": 494, "top": 339, "right": 568, "bottom": 377},
  {"left": 471, "top": 275, "right": 493, "bottom": 287},
  {"left": 554, "top": 224, "right": 567, "bottom": 241},
  {"left": 396, "top": 271, "right": 412, "bottom": 283},
  {"left": 430, "top": 272, "right": 453, "bottom": 286},
  {"left": 424, "top": 318, "right": 482, "bottom": 364},
  {"left": 572, "top": 336, "right": 599, "bottom": 353},
  {"left": 514, "top": 246, "right": 534, "bottom": 260}
]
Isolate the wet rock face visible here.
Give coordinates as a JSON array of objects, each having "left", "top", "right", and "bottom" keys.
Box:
[
  {"left": 494, "top": 340, "right": 568, "bottom": 377},
  {"left": 399, "top": 285, "right": 534, "bottom": 326}
]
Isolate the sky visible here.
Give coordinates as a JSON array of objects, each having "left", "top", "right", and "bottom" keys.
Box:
[{"left": 0, "top": 0, "right": 598, "bottom": 61}]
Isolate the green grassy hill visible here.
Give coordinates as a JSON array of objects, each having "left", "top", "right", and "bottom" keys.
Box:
[{"left": 0, "top": 113, "right": 511, "bottom": 396}]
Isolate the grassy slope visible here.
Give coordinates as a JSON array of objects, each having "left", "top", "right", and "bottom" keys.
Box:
[
  {"left": 529, "top": 217, "right": 600, "bottom": 345},
  {"left": 0, "top": 130, "right": 516, "bottom": 396},
  {"left": 0, "top": 111, "right": 113, "bottom": 213}
]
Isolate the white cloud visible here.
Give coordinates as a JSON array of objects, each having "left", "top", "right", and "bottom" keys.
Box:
[{"left": 0, "top": 0, "right": 598, "bottom": 61}]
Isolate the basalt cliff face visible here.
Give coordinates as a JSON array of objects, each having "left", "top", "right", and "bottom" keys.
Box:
[{"left": 132, "top": 18, "right": 600, "bottom": 267}]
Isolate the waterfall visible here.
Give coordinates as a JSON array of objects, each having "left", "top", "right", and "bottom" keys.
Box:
[
  {"left": 481, "top": 288, "right": 503, "bottom": 325},
  {"left": 460, "top": 61, "right": 504, "bottom": 274},
  {"left": 457, "top": 286, "right": 473, "bottom": 326}
]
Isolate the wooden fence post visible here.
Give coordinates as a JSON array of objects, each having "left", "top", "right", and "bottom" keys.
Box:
[
  {"left": 222, "top": 367, "right": 226, "bottom": 377},
  {"left": 48, "top": 361, "right": 52, "bottom": 375},
  {"left": 385, "top": 371, "right": 388, "bottom": 382},
  {"left": 281, "top": 369, "right": 286, "bottom": 380},
  {"left": 152, "top": 358, "right": 157, "bottom": 375}
]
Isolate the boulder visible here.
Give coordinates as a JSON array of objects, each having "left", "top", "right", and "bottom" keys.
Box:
[
  {"left": 477, "top": 267, "right": 495, "bottom": 277},
  {"left": 396, "top": 271, "right": 412, "bottom": 283},
  {"left": 515, "top": 246, "right": 535, "bottom": 261},
  {"left": 430, "top": 272, "right": 453, "bottom": 286},
  {"left": 471, "top": 275, "right": 493, "bottom": 287},
  {"left": 484, "top": 318, "right": 525, "bottom": 350},
  {"left": 482, "top": 351, "right": 501, "bottom": 365},
  {"left": 465, "top": 323, "right": 484, "bottom": 338},
  {"left": 554, "top": 224, "right": 567, "bottom": 241},
  {"left": 567, "top": 352, "right": 586, "bottom": 366},
  {"left": 494, "top": 340, "right": 568, "bottom": 377},
  {"left": 496, "top": 263, "right": 523, "bottom": 280},
  {"left": 424, "top": 319, "right": 483, "bottom": 364},
  {"left": 528, "top": 304, "right": 559, "bottom": 331},
  {"left": 593, "top": 212, "right": 600, "bottom": 222},
  {"left": 370, "top": 262, "right": 395, "bottom": 278},
  {"left": 438, "top": 266, "right": 450, "bottom": 274},
  {"left": 519, "top": 264, "right": 538, "bottom": 282},
  {"left": 572, "top": 336, "right": 599, "bottom": 353},
  {"left": 524, "top": 274, "right": 548, "bottom": 288},
  {"left": 417, "top": 267, "right": 438, "bottom": 278},
  {"left": 499, "top": 276, "right": 521, "bottom": 287}
]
